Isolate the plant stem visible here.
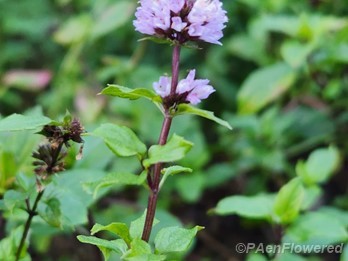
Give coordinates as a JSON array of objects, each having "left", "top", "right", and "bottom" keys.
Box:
[
  {"left": 141, "top": 44, "right": 181, "bottom": 242},
  {"left": 170, "top": 45, "right": 181, "bottom": 95},
  {"left": 15, "top": 190, "right": 44, "bottom": 261}
]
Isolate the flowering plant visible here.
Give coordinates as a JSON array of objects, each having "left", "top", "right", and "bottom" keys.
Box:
[{"left": 76, "top": 0, "right": 231, "bottom": 259}]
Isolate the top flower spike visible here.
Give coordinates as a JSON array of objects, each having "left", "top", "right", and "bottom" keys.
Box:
[{"left": 134, "top": 0, "right": 228, "bottom": 45}]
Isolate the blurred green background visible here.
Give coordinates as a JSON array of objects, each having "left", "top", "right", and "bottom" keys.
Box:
[{"left": 0, "top": 0, "right": 348, "bottom": 260}]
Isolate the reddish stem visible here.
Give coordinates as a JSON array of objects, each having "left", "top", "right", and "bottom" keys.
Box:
[{"left": 141, "top": 44, "right": 181, "bottom": 242}]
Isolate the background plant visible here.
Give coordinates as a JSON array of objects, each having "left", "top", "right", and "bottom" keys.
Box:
[{"left": 0, "top": 0, "right": 348, "bottom": 260}]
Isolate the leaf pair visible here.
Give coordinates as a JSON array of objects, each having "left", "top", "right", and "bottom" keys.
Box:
[{"left": 77, "top": 210, "right": 203, "bottom": 260}]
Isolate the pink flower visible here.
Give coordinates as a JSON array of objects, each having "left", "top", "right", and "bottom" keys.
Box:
[
  {"left": 134, "top": 0, "right": 228, "bottom": 45},
  {"left": 153, "top": 70, "right": 215, "bottom": 105}
]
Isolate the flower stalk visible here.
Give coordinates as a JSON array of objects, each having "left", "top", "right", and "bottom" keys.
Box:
[{"left": 141, "top": 45, "right": 180, "bottom": 242}]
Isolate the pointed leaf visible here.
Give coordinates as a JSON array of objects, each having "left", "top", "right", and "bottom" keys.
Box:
[
  {"left": 237, "top": 63, "right": 296, "bottom": 114},
  {"left": 0, "top": 114, "right": 51, "bottom": 132},
  {"left": 212, "top": 194, "right": 274, "bottom": 220},
  {"left": 159, "top": 165, "right": 192, "bottom": 190},
  {"left": 77, "top": 235, "right": 128, "bottom": 260},
  {"left": 175, "top": 104, "right": 232, "bottom": 130},
  {"left": 296, "top": 146, "right": 340, "bottom": 185},
  {"left": 161, "top": 165, "right": 192, "bottom": 176},
  {"left": 101, "top": 85, "right": 161, "bottom": 102},
  {"left": 143, "top": 135, "right": 193, "bottom": 168},
  {"left": 90, "top": 123, "right": 147, "bottom": 158},
  {"left": 155, "top": 226, "right": 204, "bottom": 254},
  {"left": 84, "top": 171, "right": 147, "bottom": 198},
  {"left": 273, "top": 177, "right": 304, "bottom": 224},
  {"left": 91, "top": 223, "right": 131, "bottom": 245}
]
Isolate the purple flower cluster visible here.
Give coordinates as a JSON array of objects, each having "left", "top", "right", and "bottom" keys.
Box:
[
  {"left": 134, "top": 0, "right": 228, "bottom": 45},
  {"left": 153, "top": 70, "right": 215, "bottom": 105}
]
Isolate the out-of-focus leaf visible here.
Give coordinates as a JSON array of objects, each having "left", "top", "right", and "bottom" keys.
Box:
[
  {"left": 3, "top": 190, "right": 26, "bottom": 213},
  {"left": 0, "top": 114, "right": 51, "bottom": 132},
  {"left": 53, "top": 14, "right": 91, "bottom": 45},
  {"left": 0, "top": 226, "right": 27, "bottom": 260},
  {"left": 84, "top": 171, "right": 147, "bottom": 198},
  {"left": 176, "top": 104, "right": 232, "bottom": 130},
  {"left": 38, "top": 198, "right": 62, "bottom": 228},
  {"left": 90, "top": 123, "right": 147, "bottom": 158},
  {"left": 91, "top": 1, "right": 135, "bottom": 39},
  {"left": 296, "top": 146, "right": 340, "bottom": 185},
  {"left": 281, "top": 41, "right": 315, "bottom": 68},
  {"left": 301, "top": 185, "right": 322, "bottom": 211},
  {"left": 155, "top": 226, "right": 204, "bottom": 254},
  {"left": 284, "top": 212, "right": 348, "bottom": 245},
  {"left": 212, "top": 194, "right": 275, "bottom": 220},
  {"left": 175, "top": 174, "right": 205, "bottom": 203},
  {"left": 273, "top": 178, "right": 305, "bottom": 224},
  {"left": 237, "top": 63, "right": 296, "bottom": 114},
  {"left": 143, "top": 134, "right": 193, "bottom": 168}
]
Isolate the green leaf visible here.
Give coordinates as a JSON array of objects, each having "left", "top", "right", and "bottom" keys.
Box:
[
  {"left": 91, "top": 223, "right": 131, "bottom": 245},
  {"left": 91, "top": 1, "right": 135, "bottom": 39},
  {"left": 124, "top": 238, "right": 151, "bottom": 258},
  {"left": 90, "top": 123, "right": 147, "bottom": 158},
  {"left": 281, "top": 40, "right": 315, "bottom": 68},
  {"left": 129, "top": 210, "right": 159, "bottom": 240},
  {"left": 3, "top": 190, "right": 27, "bottom": 212},
  {"left": 84, "top": 171, "right": 147, "bottom": 198},
  {"left": 53, "top": 14, "right": 91, "bottom": 45},
  {"left": 175, "top": 104, "right": 232, "bottom": 130},
  {"left": 0, "top": 114, "right": 51, "bottom": 132},
  {"left": 296, "top": 146, "right": 340, "bottom": 185},
  {"left": 101, "top": 85, "right": 162, "bottom": 103},
  {"left": 273, "top": 177, "right": 304, "bottom": 224},
  {"left": 301, "top": 185, "right": 322, "bottom": 211},
  {"left": 38, "top": 198, "right": 62, "bottom": 228},
  {"left": 142, "top": 134, "right": 193, "bottom": 168},
  {"left": 212, "top": 194, "right": 274, "bottom": 220},
  {"left": 77, "top": 235, "right": 127, "bottom": 260},
  {"left": 155, "top": 226, "right": 204, "bottom": 254},
  {"left": 284, "top": 212, "right": 348, "bottom": 245},
  {"left": 0, "top": 226, "right": 26, "bottom": 260},
  {"left": 159, "top": 165, "right": 192, "bottom": 190},
  {"left": 237, "top": 62, "right": 296, "bottom": 114}
]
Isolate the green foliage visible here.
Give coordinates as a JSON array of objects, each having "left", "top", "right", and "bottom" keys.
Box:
[
  {"left": 296, "top": 146, "right": 340, "bottom": 185},
  {"left": 142, "top": 134, "right": 193, "bottom": 168},
  {"left": 0, "top": 114, "right": 51, "bottom": 132},
  {"left": 273, "top": 178, "right": 305, "bottom": 224},
  {"left": 237, "top": 63, "right": 296, "bottom": 114},
  {"left": 101, "top": 85, "right": 162, "bottom": 103},
  {"left": 84, "top": 171, "right": 147, "bottom": 198},
  {"left": 90, "top": 123, "right": 147, "bottom": 158},
  {"left": 78, "top": 211, "right": 200, "bottom": 260},
  {"left": 154, "top": 226, "right": 204, "bottom": 254},
  {"left": 176, "top": 104, "right": 232, "bottom": 129},
  {"left": 1, "top": 0, "right": 348, "bottom": 260},
  {"left": 213, "top": 194, "right": 275, "bottom": 220}
]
